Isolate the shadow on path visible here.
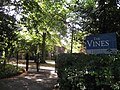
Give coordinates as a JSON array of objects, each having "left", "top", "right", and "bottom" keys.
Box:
[{"left": 0, "top": 69, "right": 58, "bottom": 90}]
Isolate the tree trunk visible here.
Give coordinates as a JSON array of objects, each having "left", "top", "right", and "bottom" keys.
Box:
[{"left": 41, "top": 32, "right": 46, "bottom": 63}]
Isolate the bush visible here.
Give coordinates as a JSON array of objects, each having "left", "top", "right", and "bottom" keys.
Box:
[
  {"left": 0, "top": 64, "right": 25, "bottom": 79},
  {"left": 56, "top": 53, "right": 120, "bottom": 90}
]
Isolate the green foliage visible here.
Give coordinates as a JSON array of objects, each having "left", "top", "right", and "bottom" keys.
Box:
[
  {"left": 56, "top": 53, "right": 120, "bottom": 90},
  {"left": 19, "top": 0, "right": 68, "bottom": 62},
  {"left": 0, "top": 0, "right": 19, "bottom": 59},
  {"left": 21, "top": 0, "right": 67, "bottom": 36},
  {"left": 0, "top": 12, "right": 18, "bottom": 59},
  {"left": 78, "top": 0, "right": 120, "bottom": 48},
  {"left": 88, "top": 0, "right": 120, "bottom": 33},
  {"left": 0, "top": 64, "right": 24, "bottom": 79},
  {"left": 66, "top": 0, "right": 120, "bottom": 50}
]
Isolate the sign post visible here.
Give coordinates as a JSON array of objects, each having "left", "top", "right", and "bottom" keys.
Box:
[{"left": 85, "top": 33, "right": 117, "bottom": 54}]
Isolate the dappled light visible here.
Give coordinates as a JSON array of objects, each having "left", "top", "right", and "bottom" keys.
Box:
[
  {"left": 0, "top": 60, "right": 58, "bottom": 90},
  {"left": 1, "top": 0, "right": 120, "bottom": 90},
  {"left": 9, "top": 60, "right": 56, "bottom": 71},
  {"left": 23, "top": 70, "right": 57, "bottom": 82},
  {"left": 36, "top": 78, "right": 43, "bottom": 82}
]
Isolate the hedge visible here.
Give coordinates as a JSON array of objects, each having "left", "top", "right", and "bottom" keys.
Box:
[{"left": 56, "top": 53, "right": 120, "bottom": 90}]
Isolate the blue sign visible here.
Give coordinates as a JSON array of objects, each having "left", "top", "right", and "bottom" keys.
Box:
[{"left": 86, "top": 33, "right": 117, "bottom": 54}]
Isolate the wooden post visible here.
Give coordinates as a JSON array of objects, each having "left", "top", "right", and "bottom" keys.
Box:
[
  {"left": 16, "top": 51, "right": 18, "bottom": 69},
  {"left": 71, "top": 30, "right": 74, "bottom": 53},
  {"left": 25, "top": 53, "right": 29, "bottom": 71},
  {"left": 36, "top": 53, "right": 40, "bottom": 72}
]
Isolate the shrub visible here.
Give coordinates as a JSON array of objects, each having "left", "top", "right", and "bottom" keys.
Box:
[
  {"left": 56, "top": 53, "right": 120, "bottom": 90},
  {"left": 0, "top": 64, "right": 25, "bottom": 79}
]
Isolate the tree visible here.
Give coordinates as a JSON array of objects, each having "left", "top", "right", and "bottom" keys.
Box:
[
  {"left": 20, "top": 0, "right": 68, "bottom": 63},
  {"left": 67, "top": 0, "right": 120, "bottom": 50},
  {"left": 62, "top": 0, "right": 95, "bottom": 52},
  {"left": 0, "top": 0, "right": 19, "bottom": 60},
  {"left": 86, "top": 0, "right": 120, "bottom": 49}
]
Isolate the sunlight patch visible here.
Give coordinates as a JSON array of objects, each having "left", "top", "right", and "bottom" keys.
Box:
[
  {"left": 24, "top": 76, "right": 32, "bottom": 79},
  {"left": 36, "top": 79, "right": 44, "bottom": 82},
  {"left": 49, "top": 71, "right": 57, "bottom": 78}
]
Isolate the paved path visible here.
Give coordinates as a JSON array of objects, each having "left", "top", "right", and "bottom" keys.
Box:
[{"left": 0, "top": 61, "right": 58, "bottom": 90}]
